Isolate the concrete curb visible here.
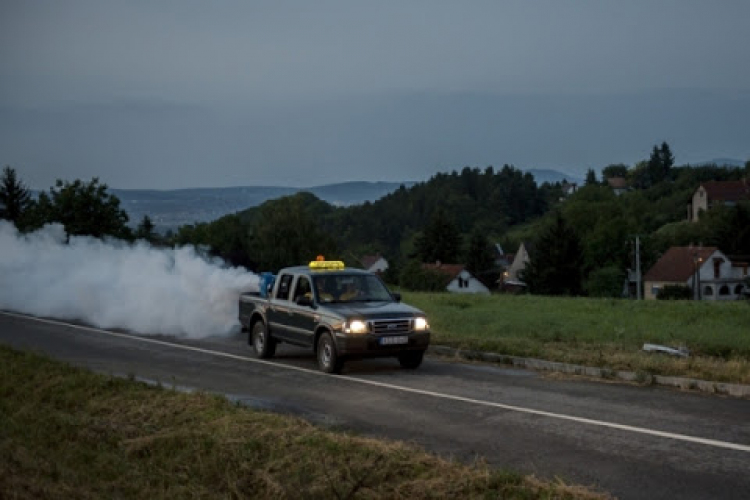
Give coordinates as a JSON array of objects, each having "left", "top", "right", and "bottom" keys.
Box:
[{"left": 427, "top": 345, "right": 750, "bottom": 398}]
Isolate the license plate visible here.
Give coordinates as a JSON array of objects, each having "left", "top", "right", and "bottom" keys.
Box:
[{"left": 380, "top": 336, "right": 408, "bottom": 345}]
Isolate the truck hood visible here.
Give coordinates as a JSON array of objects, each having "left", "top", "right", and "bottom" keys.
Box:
[{"left": 324, "top": 301, "right": 424, "bottom": 319}]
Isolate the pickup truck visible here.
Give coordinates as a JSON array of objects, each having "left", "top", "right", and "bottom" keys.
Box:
[{"left": 239, "top": 261, "right": 430, "bottom": 374}]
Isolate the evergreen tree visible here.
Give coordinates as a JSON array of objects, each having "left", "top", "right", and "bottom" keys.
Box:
[
  {"left": 521, "top": 212, "right": 583, "bottom": 296},
  {"left": 659, "top": 141, "right": 675, "bottom": 176},
  {"left": 0, "top": 166, "right": 32, "bottom": 225},
  {"left": 465, "top": 228, "right": 495, "bottom": 274},
  {"left": 465, "top": 227, "right": 498, "bottom": 289},
  {"left": 135, "top": 215, "right": 157, "bottom": 243},
  {"left": 585, "top": 169, "right": 598, "bottom": 186},
  {"left": 414, "top": 207, "right": 462, "bottom": 263}
]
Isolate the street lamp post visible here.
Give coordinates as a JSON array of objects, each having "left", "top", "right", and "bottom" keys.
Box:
[{"left": 693, "top": 253, "right": 702, "bottom": 301}]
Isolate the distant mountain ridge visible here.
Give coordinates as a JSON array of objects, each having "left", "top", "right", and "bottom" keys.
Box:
[
  {"left": 112, "top": 169, "right": 584, "bottom": 231},
  {"left": 524, "top": 169, "right": 583, "bottom": 185},
  {"left": 112, "top": 181, "right": 416, "bottom": 231}
]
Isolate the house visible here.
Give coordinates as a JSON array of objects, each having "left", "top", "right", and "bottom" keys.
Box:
[
  {"left": 560, "top": 181, "right": 578, "bottom": 199},
  {"left": 688, "top": 179, "right": 750, "bottom": 222},
  {"left": 359, "top": 254, "right": 389, "bottom": 274},
  {"left": 502, "top": 241, "right": 533, "bottom": 289},
  {"left": 493, "top": 243, "right": 514, "bottom": 269},
  {"left": 423, "top": 263, "right": 490, "bottom": 294},
  {"left": 643, "top": 246, "right": 749, "bottom": 300},
  {"left": 606, "top": 177, "right": 629, "bottom": 196}
]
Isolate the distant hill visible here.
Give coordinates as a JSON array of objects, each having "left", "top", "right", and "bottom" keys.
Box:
[
  {"left": 524, "top": 169, "right": 583, "bottom": 186},
  {"left": 112, "top": 181, "right": 414, "bottom": 231}
]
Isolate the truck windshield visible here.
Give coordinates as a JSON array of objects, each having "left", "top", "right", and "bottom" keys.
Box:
[{"left": 312, "top": 274, "right": 393, "bottom": 303}]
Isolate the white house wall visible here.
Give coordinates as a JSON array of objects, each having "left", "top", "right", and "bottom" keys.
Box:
[
  {"left": 696, "top": 250, "right": 748, "bottom": 300},
  {"left": 446, "top": 270, "right": 490, "bottom": 294}
]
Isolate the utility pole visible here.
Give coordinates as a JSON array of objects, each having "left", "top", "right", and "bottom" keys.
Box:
[{"left": 635, "top": 235, "right": 642, "bottom": 300}]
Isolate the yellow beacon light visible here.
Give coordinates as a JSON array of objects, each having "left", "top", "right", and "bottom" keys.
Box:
[{"left": 309, "top": 256, "right": 345, "bottom": 270}]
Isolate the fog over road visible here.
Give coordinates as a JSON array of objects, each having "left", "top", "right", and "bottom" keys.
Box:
[{"left": 2, "top": 311, "right": 749, "bottom": 500}]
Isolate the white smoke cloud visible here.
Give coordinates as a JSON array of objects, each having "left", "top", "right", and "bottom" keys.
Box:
[{"left": 0, "top": 221, "right": 259, "bottom": 338}]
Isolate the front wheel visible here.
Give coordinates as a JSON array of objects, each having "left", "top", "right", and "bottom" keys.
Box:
[
  {"left": 397, "top": 350, "right": 425, "bottom": 369},
  {"left": 317, "top": 332, "right": 344, "bottom": 374},
  {"left": 251, "top": 321, "right": 276, "bottom": 359}
]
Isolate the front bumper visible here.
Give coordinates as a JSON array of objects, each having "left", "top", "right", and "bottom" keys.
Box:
[{"left": 336, "top": 331, "right": 430, "bottom": 358}]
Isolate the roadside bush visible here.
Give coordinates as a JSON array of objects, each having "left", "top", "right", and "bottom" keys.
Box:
[
  {"left": 657, "top": 284, "right": 692, "bottom": 300},
  {"left": 398, "top": 260, "right": 447, "bottom": 292},
  {"left": 585, "top": 266, "right": 626, "bottom": 298}
]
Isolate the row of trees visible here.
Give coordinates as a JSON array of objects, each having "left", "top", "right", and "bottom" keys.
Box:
[{"left": 0, "top": 166, "right": 157, "bottom": 242}]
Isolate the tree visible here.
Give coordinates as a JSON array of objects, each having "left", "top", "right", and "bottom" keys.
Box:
[
  {"left": 521, "top": 211, "right": 583, "bottom": 296},
  {"left": 27, "top": 178, "right": 131, "bottom": 239},
  {"left": 135, "top": 215, "right": 157, "bottom": 243},
  {"left": 249, "top": 193, "right": 338, "bottom": 271},
  {"left": 585, "top": 169, "right": 598, "bottom": 186},
  {"left": 0, "top": 166, "right": 32, "bottom": 225},
  {"left": 398, "top": 260, "right": 447, "bottom": 292},
  {"left": 464, "top": 227, "right": 498, "bottom": 288},
  {"left": 602, "top": 164, "right": 629, "bottom": 181},
  {"left": 414, "top": 207, "right": 462, "bottom": 263},
  {"left": 585, "top": 266, "right": 625, "bottom": 298},
  {"left": 659, "top": 141, "right": 675, "bottom": 175}
]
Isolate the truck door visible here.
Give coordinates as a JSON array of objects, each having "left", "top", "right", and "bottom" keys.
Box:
[
  {"left": 287, "top": 276, "right": 316, "bottom": 347},
  {"left": 267, "top": 273, "right": 294, "bottom": 340}
]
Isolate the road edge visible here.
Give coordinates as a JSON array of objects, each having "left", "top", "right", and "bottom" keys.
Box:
[{"left": 428, "top": 345, "right": 750, "bottom": 398}]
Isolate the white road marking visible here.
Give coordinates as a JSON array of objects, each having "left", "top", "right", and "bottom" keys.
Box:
[{"left": 3, "top": 310, "right": 750, "bottom": 453}]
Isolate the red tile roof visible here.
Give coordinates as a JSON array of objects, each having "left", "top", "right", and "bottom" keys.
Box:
[
  {"left": 423, "top": 263, "right": 465, "bottom": 281},
  {"left": 607, "top": 177, "right": 628, "bottom": 189},
  {"left": 701, "top": 179, "right": 750, "bottom": 202},
  {"left": 644, "top": 246, "right": 717, "bottom": 282}
]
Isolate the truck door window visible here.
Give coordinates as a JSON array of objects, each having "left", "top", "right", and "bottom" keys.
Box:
[
  {"left": 293, "top": 276, "right": 312, "bottom": 302},
  {"left": 276, "top": 274, "right": 293, "bottom": 301}
]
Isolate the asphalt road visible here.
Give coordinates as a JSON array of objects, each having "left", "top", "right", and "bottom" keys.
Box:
[{"left": 2, "top": 311, "right": 749, "bottom": 500}]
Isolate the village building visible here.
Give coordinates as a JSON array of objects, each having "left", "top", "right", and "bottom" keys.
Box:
[
  {"left": 687, "top": 179, "right": 750, "bottom": 222},
  {"left": 423, "top": 263, "right": 490, "bottom": 295},
  {"left": 359, "top": 254, "right": 389, "bottom": 274},
  {"left": 501, "top": 241, "right": 533, "bottom": 290},
  {"left": 643, "top": 246, "right": 749, "bottom": 300},
  {"left": 606, "top": 177, "right": 629, "bottom": 196}
]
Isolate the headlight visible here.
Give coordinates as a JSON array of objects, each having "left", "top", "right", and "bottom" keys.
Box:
[
  {"left": 345, "top": 320, "right": 368, "bottom": 334},
  {"left": 414, "top": 317, "right": 429, "bottom": 331}
]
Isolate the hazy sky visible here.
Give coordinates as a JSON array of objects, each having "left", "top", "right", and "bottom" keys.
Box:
[{"left": 2, "top": 0, "right": 749, "bottom": 189}]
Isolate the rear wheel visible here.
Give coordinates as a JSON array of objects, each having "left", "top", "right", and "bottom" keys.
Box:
[
  {"left": 317, "top": 332, "right": 344, "bottom": 374},
  {"left": 398, "top": 350, "right": 424, "bottom": 369},
  {"left": 251, "top": 321, "right": 276, "bottom": 359}
]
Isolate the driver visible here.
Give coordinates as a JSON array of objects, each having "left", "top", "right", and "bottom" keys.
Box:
[
  {"left": 315, "top": 277, "right": 335, "bottom": 302},
  {"left": 339, "top": 281, "right": 361, "bottom": 301}
]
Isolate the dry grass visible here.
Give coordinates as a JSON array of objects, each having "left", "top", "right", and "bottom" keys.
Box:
[
  {"left": 403, "top": 292, "right": 750, "bottom": 384},
  {"left": 0, "top": 346, "right": 610, "bottom": 499}
]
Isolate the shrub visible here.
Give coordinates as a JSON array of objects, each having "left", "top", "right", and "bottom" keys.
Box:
[{"left": 657, "top": 284, "right": 692, "bottom": 300}]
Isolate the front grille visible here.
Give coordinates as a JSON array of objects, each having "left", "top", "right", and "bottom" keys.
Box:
[{"left": 370, "top": 319, "right": 411, "bottom": 335}]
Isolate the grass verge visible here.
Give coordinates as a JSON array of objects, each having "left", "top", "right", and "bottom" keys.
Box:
[
  {"left": 403, "top": 292, "right": 750, "bottom": 384},
  {"left": 0, "top": 345, "right": 609, "bottom": 499}
]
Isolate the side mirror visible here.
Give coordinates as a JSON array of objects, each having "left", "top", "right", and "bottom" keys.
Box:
[
  {"left": 391, "top": 292, "right": 402, "bottom": 303},
  {"left": 296, "top": 295, "right": 315, "bottom": 308}
]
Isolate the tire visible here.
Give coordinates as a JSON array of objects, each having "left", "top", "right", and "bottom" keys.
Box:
[
  {"left": 317, "top": 331, "right": 344, "bottom": 374},
  {"left": 251, "top": 321, "right": 276, "bottom": 359},
  {"left": 398, "top": 350, "right": 424, "bottom": 369}
]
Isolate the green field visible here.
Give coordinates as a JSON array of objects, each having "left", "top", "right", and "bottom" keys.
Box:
[
  {"left": 403, "top": 293, "right": 750, "bottom": 384},
  {"left": 0, "top": 346, "right": 608, "bottom": 499}
]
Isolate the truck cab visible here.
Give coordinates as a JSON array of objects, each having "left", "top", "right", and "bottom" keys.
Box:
[{"left": 239, "top": 261, "right": 430, "bottom": 373}]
